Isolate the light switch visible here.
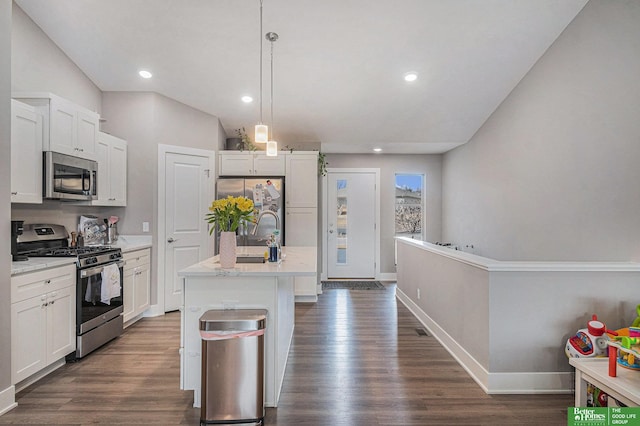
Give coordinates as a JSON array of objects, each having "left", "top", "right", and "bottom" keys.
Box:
[{"left": 142, "top": 222, "right": 149, "bottom": 232}]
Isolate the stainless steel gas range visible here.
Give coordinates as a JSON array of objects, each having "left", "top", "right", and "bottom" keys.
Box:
[{"left": 16, "top": 224, "right": 124, "bottom": 359}]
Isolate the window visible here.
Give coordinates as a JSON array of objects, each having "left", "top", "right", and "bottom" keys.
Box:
[{"left": 395, "top": 174, "right": 424, "bottom": 239}]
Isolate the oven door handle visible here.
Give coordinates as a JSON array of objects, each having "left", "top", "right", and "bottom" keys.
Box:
[{"left": 80, "top": 261, "right": 125, "bottom": 278}]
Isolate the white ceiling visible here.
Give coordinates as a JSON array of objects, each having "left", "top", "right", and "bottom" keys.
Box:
[{"left": 16, "top": 0, "right": 587, "bottom": 154}]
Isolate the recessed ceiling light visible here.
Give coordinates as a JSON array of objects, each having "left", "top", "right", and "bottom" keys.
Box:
[
  {"left": 404, "top": 72, "right": 418, "bottom": 82},
  {"left": 241, "top": 96, "right": 253, "bottom": 103},
  {"left": 373, "top": 148, "right": 382, "bottom": 152},
  {"left": 139, "top": 70, "right": 153, "bottom": 79}
]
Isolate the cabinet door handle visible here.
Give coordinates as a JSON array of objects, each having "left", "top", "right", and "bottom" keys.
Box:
[
  {"left": 45, "top": 279, "right": 51, "bottom": 284},
  {"left": 11, "top": 191, "right": 17, "bottom": 195},
  {"left": 49, "top": 300, "right": 55, "bottom": 305},
  {"left": 42, "top": 303, "right": 48, "bottom": 308}
]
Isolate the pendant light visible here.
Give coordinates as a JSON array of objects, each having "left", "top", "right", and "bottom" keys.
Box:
[
  {"left": 266, "top": 31, "right": 279, "bottom": 156},
  {"left": 254, "top": 0, "right": 268, "bottom": 143}
]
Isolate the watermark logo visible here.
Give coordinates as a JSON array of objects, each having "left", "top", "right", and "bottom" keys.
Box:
[
  {"left": 568, "top": 407, "right": 640, "bottom": 426},
  {"left": 570, "top": 407, "right": 607, "bottom": 425}
]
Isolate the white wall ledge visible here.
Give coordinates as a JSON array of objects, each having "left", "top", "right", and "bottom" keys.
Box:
[{"left": 396, "top": 237, "right": 640, "bottom": 272}]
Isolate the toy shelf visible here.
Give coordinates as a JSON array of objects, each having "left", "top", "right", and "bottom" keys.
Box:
[{"left": 570, "top": 358, "right": 640, "bottom": 407}]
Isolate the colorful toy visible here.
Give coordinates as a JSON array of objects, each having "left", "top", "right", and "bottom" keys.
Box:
[
  {"left": 565, "top": 315, "right": 615, "bottom": 358},
  {"left": 605, "top": 304, "right": 640, "bottom": 377},
  {"left": 632, "top": 304, "right": 640, "bottom": 328}
]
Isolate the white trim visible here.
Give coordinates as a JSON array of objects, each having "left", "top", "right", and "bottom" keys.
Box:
[
  {"left": 396, "top": 287, "right": 573, "bottom": 394},
  {"left": 14, "top": 358, "right": 66, "bottom": 393},
  {"left": 396, "top": 237, "right": 640, "bottom": 272},
  {"left": 0, "top": 386, "right": 16, "bottom": 416},
  {"left": 378, "top": 272, "right": 397, "bottom": 282},
  {"left": 321, "top": 168, "right": 381, "bottom": 281},
  {"left": 157, "top": 144, "right": 216, "bottom": 314},
  {"left": 142, "top": 304, "right": 165, "bottom": 317},
  {"left": 294, "top": 295, "right": 318, "bottom": 303}
]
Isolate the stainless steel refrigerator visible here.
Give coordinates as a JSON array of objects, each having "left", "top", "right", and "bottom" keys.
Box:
[{"left": 215, "top": 177, "right": 285, "bottom": 252}]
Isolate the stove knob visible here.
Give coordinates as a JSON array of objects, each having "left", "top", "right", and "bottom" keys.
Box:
[
  {"left": 110, "top": 253, "right": 120, "bottom": 260},
  {"left": 87, "top": 257, "right": 97, "bottom": 265}
]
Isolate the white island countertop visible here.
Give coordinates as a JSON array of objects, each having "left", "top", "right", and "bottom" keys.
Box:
[{"left": 178, "top": 246, "right": 317, "bottom": 277}]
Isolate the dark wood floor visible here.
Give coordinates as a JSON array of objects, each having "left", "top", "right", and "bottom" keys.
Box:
[{"left": 1, "top": 284, "right": 572, "bottom": 425}]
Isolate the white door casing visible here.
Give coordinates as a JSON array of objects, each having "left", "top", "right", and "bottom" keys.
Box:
[
  {"left": 157, "top": 145, "right": 215, "bottom": 313},
  {"left": 323, "top": 169, "right": 380, "bottom": 280}
]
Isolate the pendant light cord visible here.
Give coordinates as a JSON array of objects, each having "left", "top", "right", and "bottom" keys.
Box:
[
  {"left": 270, "top": 38, "right": 274, "bottom": 139},
  {"left": 259, "top": 0, "right": 264, "bottom": 125}
]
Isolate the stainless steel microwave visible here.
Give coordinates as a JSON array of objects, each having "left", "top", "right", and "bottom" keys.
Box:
[{"left": 43, "top": 151, "right": 97, "bottom": 201}]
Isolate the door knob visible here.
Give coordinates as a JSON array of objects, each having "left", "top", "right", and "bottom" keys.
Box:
[
  {"left": 167, "top": 237, "right": 175, "bottom": 243},
  {"left": 329, "top": 230, "right": 334, "bottom": 233}
]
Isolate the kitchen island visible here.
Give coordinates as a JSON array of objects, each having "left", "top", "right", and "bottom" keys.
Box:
[{"left": 178, "top": 246, "right": 317, "bottom": 408}]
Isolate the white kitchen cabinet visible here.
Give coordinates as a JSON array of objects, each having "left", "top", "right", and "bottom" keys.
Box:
[
  {"left": 11, "top": 264, "right": 76, "bottom": 384},
  {"left": 285, "top": 152, "right": 318, "bottom": 208},
  {"left": 11, "top": 99, "right": 43, "bottom": 204},
  {"left": 284, "top": 152, "right": 319, "bottom": 300},
  {"left": 93, "top": 132, "right": 127, "bottom": 206},
  {"left": 286, "top": 207, "right": 319, "bottom": 300},
  {"left": 123, "top": 248, "right": 151, "bottom": 324},
  {"left": 13, "top": 92, "right": 99, "bottom": 161},
  {"left": 219, "top": 151, "right": 285, "bottom": 176}
]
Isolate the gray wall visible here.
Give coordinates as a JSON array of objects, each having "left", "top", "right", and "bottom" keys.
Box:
[
  {"left": 1, "top": 0, "right": 13, "bottom": 403},
  {"left": 325, "top": 154, "right": 442, "bottom": 273},
  {"left": 101, "top": 91, "right": 220, "bottom": 304},
  {"left": 11, "top": 4, "right": 101, "bottom": 113},
  {"left": 10, "top": 2, "right": 222, "bottom": 310},
  {"left": 442, "top": 0, "right": 640, "bottom": 262},
  {"left": 10, "top": 3, "right": 114, "bottom": 232}
]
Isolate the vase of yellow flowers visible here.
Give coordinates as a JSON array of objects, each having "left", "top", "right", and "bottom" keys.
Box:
[{"left": 205, "top": 196, "right": 255, "bottom": 268}]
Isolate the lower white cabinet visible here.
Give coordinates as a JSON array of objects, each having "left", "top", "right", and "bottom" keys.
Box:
[
  {"left": 286, "top": 207, "right": 319, "bottom": 299},
  {"left": 11, "top": 264, "right": 76, "bottom": 384},
  {"left": 123, "top": 248, "right": 151, "bottom": 324}
]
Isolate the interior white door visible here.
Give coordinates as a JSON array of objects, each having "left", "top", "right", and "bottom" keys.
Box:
[
  {"left": 327, "top": 171, "right": 376, "bottom": 279},
  {"left": 164, "top": 152, "right": 212, "bottom": 312}
]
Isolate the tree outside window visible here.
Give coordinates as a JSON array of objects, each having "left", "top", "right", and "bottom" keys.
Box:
[{"left": 395, "top": 174, "right": 423, "bottom": 239}]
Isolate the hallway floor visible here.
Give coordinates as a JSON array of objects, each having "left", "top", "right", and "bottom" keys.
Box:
[{"left": 1, "top": 284, "right": 572, "bottom": 425}]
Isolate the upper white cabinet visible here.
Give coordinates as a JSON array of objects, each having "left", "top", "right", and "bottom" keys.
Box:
[
  {"left": 11, "top": 99, "right": 43, "bottom": 204},
  {"left": 13, "top": 92, "right": 99, "bottom": 161},
  {"left": 93, "top": 132, "right": 127, "bottom": 206},
  {"left": 219, "top": 151, "right": 285, "bottom": 176},
  {"left": 285, "top": 152, "right": 318, "bottom": 208}
]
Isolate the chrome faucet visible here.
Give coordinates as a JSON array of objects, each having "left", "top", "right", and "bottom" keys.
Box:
[{"left": 250, "top": 210, "right": 280, "bottom": 237}]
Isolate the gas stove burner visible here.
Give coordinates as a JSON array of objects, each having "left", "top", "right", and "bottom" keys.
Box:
[{"left": 28, "top": 245, "right": 115, "bottom": 257}]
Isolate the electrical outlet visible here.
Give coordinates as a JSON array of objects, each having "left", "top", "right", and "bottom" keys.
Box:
[
  {"left": 142, "top": 222, "right": 149, "bottom": 232},
  {"left": 222, "top": 300, "right": 239, "bottom": 310},
  {"left": 417, "top": 288, "right": 421, "bottom": 299}
]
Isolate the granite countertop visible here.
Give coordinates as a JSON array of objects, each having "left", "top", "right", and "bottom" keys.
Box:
[
  {"left": 11, "top": 235, "right": 153, "bottom": 276},
  {"left": 110, "top": 235, "right": 152, "bottom": 253},
  {"left": 11, "top": 257, "right": 77, "bottom": 276},
  {"left": 178, "top": 246, "right": 317, "bottom": 278}
]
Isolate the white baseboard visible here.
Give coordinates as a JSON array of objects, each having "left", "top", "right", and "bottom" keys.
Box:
[
  {"left": 0, "top": 385, "right": 16, "bottom": 417},
  {"left": 378, "top": 272, "right": 397, "bottom": 282},
  {"left": 395, "top": 288, "right": 572, "bottom": 394},
  {"left": 15, "top": 358, "right": 66, "bottom": 394},
  {"left": 143, "top": 304, "right": 165, "bottom": 318},
  {"left": 295, "top": 295, "right": 318, "bottom": 303}
]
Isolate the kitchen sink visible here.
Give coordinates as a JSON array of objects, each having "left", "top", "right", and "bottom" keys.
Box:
[{"left": 236, "top": 254, "right": 266, "bottom": 263}]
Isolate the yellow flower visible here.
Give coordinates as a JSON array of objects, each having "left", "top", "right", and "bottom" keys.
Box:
[{"left": 204, "top": 196, "right": 255, "bottom": 234}]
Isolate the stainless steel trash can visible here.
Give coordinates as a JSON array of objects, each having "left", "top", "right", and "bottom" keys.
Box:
[{"left": 199, "top": 309, "right": 267, "bottom": 426}]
